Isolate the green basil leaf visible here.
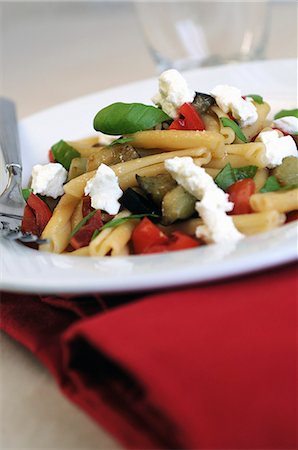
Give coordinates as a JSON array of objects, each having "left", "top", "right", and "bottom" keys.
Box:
[
  {"left": 22, "top": 188, "right": 33, "bottom": 202},
  {"left": 245, "top": 94, "right": 264, "bottom": 104},
  {"left": 220, "top": 117, "right": 248, "bottom": 143},
  {"left": 214, "top": 163, "right": 237, "bottom": 191},
  {"left": 70, "top": 209, "right": 97, "bottom": 238},
  {"left": 259, "top": 176, "right": 281, "bottom": 193},
  {"left": 91, "top": 213, "right": 159, "bottom": 240},
  {"left": 109, "top": 137, "right": 134, "bottom": 146},
  {"left": 234, "top": 165, "right": 258, "bottom": 181},
  {"left": 214, "top": 164, "right": 257, "bottom": 191},
  {"left": 93, "top": 103, "right": 171, "bottom": 135},
  {"left": 51, "top": 140, "right": 80, "bottom": 170},
  {"left": 274, "top": 109, "right": 298, "bottom": 120}
]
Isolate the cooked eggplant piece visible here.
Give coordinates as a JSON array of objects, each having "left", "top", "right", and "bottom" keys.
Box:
[
  {"left": 119, "top": 188, "right": 160, "bottom": 219},
  {"left": 67, "top": 157, "right": 87, "bottom": 181},
  {"left": 87, "top": 144, "right": 139, "bottom": 171},
  {"left": 192, "top": 92, "right": 215, "bottom": 114},
  {"left": 161, "top": 186, "right": 196, "bottom": 225},
  {"left": 136, "top": 173, "right": 177, "bottom": 205},
  {"left": 292, "top": 134, "right": 298, "bottom": 149},
  {"left": 272, "top": 156, "right": 298, "bottom": 186}
]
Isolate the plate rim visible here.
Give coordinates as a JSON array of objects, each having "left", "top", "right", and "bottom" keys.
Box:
[{"left": 1, "top": 58, "right": 298, "bottom": 294}]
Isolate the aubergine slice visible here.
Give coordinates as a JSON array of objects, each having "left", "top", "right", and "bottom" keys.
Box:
[
  {"left": 87, "top": 144, "right": 139, "bottom": 171},
  {"left": 271, "top": 156, "right": 298, "bottom": 186},
  {"left": 67, "top": 157, "right": 87, "bottom": 181},
  {"left": 136, "top": 173, "right": 177, "bottom": 206},
  {"left": 192, "top": 92, "right": 215, "bottom": 115},
  {"left": 161, "top": 186, "right": 196, "bottom": 225},
  {"left": 119, "top": 187, "right": 160, "bottom": 219}
]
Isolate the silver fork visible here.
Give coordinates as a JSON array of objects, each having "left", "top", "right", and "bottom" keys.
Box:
[{"left": 0, "top": 97, "right": 48, "bottom": 244}]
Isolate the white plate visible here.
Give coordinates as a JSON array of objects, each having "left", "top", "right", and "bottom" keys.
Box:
[{"left": 1, "top": 59, "right": 297, "bottom": 294}]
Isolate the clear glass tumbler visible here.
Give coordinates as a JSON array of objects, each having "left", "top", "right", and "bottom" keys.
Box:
[{"left": 135, "top": 1, "right": 271, "bottom": 72}]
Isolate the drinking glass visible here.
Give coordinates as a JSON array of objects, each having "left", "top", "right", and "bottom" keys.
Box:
[{"left": 135, "top": 1, "right": 271, "bottom": 72}]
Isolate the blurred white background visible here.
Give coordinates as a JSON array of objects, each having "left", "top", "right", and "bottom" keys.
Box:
[
  {"left": 0, "top": 1, "right": 297, "bottom": 449},
  {"left": 1, "top": 1, "right": 297, "bottom": 118}
]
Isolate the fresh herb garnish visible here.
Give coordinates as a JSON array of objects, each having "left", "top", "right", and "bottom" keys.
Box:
[
  {"left": 245, "top": 94, "right": 264, "bottom": 104},
  {"left": 51, "top": 140, "right": 80, "bottom": 170},
  {"left": 70, "top": 209, "right": 97, "bottom": 238},
  {"left": 259, "top": 176, "right": 298, "bottom": 193},
  {"left": 274, "top": 109, "right": 298, "bottom": 120},
  {"left": 93, "top": 102, "right": 171, "bottom": 135},
  {"left": 214, "top": 163, "right": 257, "bottom": 191},
  {"left": 220, "top": 117, "right": 248, "bottom": 143},
  {"left": 91, "top": 213, "right": 159, "bottom": 240},
  {"left": 259, "top": 176, "right": 281, "bottom": 193},
  {"left": 109, "top": 137, "right": 134, "bottom": 146},
  {"left": 234, "top": 165, "right": 258, "bottom": 181},
  {"left": 22, "top": 188, "right": 33, "bottom": 202}
]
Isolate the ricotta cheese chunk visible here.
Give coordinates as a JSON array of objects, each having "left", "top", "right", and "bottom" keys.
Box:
[
  {"left": 273, "top": 116, "right": 298, "bottom": 135},
  {"left": 164, "top": 157, "right": 244, "bottom": 244},
  {"left": 84, "top": 163, "right": 122, "bottom": 215},
  {"left": 152, "top": 69, "right": 195, "bottom": 119},
  {"left": 210, "top": 84, "right": 258, "bottom": 127},
  {"left": 31, "top": 163, "right": 67, "bottom": 198},
  {"left": 256, "top": 129, "right": 297, "bottom": 169}
]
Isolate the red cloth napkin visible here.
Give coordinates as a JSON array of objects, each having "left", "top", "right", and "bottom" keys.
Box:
[{"left": 1, "top": 264, "right": 297, "bottom": 449}]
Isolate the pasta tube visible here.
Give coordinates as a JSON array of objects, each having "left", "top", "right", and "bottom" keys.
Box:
[
  {"left": 250, "top": 188, "right": 298, "bottom": 213},
  {"left": 225, "top": 142, "right": 267, "bottom": 168},
  {"left": 64, "top": 147, "right": 211, "bottom": 197},
  {"left": 90, "top": 220, "right": 137, "bottom": 256},
  {"left": 130, "top": 130, "right": 225, "bottom": 158},
  {"left": 163, "top": 211, "right": 286, "bottom": 236},
  {"left": 40, "top": 194, "right": 80, "bottom": 253}
]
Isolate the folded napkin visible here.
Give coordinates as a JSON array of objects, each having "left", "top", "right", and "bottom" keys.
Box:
[{"left": 1, "top": 264, "right": 297, "bottom": 449}]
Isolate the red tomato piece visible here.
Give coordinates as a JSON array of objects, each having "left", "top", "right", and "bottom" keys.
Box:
[
  {"left": 26, "top": 193, "right": 52, "bottom": 235},
  {"left": 132, "top": 218, "right": 200, "bottom": 255},
  {"left": 82, "top": 195, "right": 93, "bottom": 217},
  {"left": 169, "top": 103, "right": 205, "bottom": 131},
  {"left": 145, "top": 231, "right": 200, "bottom": 254},
  {"left": 227, "top": 178, "right": 256, "bottom": 215},
  {"left": 286, "top": 210, "right": 298, "bottom": 223},
  {"left": 132, "top": 217, "right": 168, "bottom": 254},
  {"left": 48, "top": 149, "right": 55, "bottom": 162},
  {"left": 70, "top": 210, "right": 103, "bottom": 250},
  {"left": 166, "top": 231, "right": 200, "bottom": 251},
  {"left": 21, "top": 204, "right": 39, "bottom": 236}
]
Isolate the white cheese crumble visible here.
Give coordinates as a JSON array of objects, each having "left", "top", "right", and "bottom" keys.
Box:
[
  {"left": 273, "top": 116, "right": 298, "bottom": 135},
  {"left": 164, "top": 157, "right": 244, "bottom": 244},
  {"left": 152, "top": 69, "right": 195, "bottom": 119},
  {"left": 98, "top": 132, "right": 119, "bottom": 146},
  {"left": 210, "top": 84, "right": 258, "bottom": 127},
  {"left": 84, "top": 163, "right": 122, "bottom": 215},
  {"left": 31, "top": 163, "right": 67, "bottom": 198},
  {"left": 256, "top": 130, "right": 297, "bottom": 169}
]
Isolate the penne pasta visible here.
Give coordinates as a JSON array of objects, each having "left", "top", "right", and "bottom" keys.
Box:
[
  {"left": 162, "top": 210, "right": 286, "bottom": 236},
  {"left": 250, "top": 189, "right": 298, "bottom": 213},
  {"left": 211, "top": 106, "right": 235, "bottom": 144},
  {"left": 254, "top": 168, "right": 269, "bottom": 192},
  {"left": 225, "top": 142, "right": 267, "bottom": 167},
  {"left": 240, "top": 102, "right": 270, "bottom": 142},
  {"left": 40, "top": 194, "right": 80, "bottom": 253},
  {"left": 21, "top": 71, "right": 297, "bottom": 258},
  {"left": 90, "top": 220, "right": 137, "bottom": 256},
  {"left": 130, "top": 130, "right": 225, "bottom": 158},
  {"left": 64, "top": 147, "right": 211, "bottom": 197}
]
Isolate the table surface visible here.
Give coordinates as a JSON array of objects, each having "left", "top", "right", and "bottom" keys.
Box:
[{"left": 0, "top": 2, "right": 297, "bottom": 449}]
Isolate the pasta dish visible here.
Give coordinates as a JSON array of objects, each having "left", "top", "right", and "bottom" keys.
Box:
[{"left": 21, "top": 69, "right": 298, "bottom": 257}]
